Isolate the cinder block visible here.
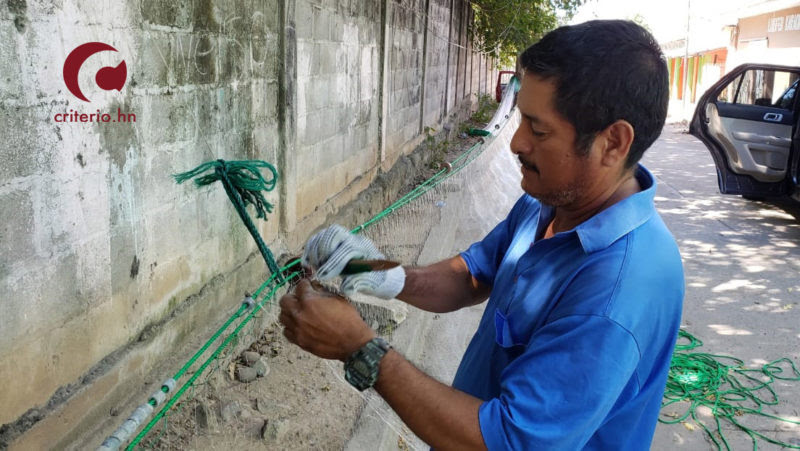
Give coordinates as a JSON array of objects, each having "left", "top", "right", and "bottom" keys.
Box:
[
  {"left": 317, "top": 42, "right": 338, "bottom": 74},
  {"left": 296, "top": 41, "right": 314, "bottom": 76},
  {"left": 309, "top": 41, "right": 322, "bottom": 75},
  {"left": 313, "top": 6, "right": 331, "bottom": 40},
  {"left": 193, "top": 0, "right": 221, "bottom": 31},
  {"left": 143, "top": 201, "right": 203, "bottom": 267},
  {"left": 296, "top": 0, "right": 314, "bottom": 39},
  {"left": 252, "top": 125, "right": 281, "bottom": 161},
  {"left": 312, "top": 134, "right": 345, "bottom": 174},
  {"left": 140, "top": 91, "right": 197, "bottom": 146},
  {"left": 251, "top": 79, "right": 279, "bottom": 121},
  {"left": 171, "top": 33, "right": 216, "bottom": 86},
  {"left": 0, "top": 189, "right": 35, "bottom": 277},
  {"left": 141, "top": 0, "right": 194, "bottom": 28},
  {"left": 229, "top": 87, "right": 254, "bottom": 135},
  {"left": 218, "top": 36, "right": 249, "bottom": 83},
  {"left": 0, "top": 22, "right": 22, "bottom": 99},
  {"left": 299, "top": 107, "right": 338, "bottom": 146},
  {"left": 301, "top": 76, "right": 327, "bottom": 111},
  {"left": 261, "top": 0, "right": 282, "bottom": 34},
  {"left": 131, "top": 30, "right": 171, "bottom": 88},
  {"left": 0, "top": 105, "right": 55, "bottom": 182},
  {"left": 34, "top": 251, "right": 87, "bottom": 325},
  {"left": 15, "top": 19, "right": 68, "bottom": 99},
  {"left": 195, "top": 88, "right": 224, "bottom": 137},
  {"left": 250, "top": 37, "right": 280, "bottom": 80},
  {"left": 219, "top": 0, "right": 252, "bottom": 37}
]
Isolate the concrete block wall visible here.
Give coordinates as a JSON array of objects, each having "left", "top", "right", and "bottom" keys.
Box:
[
  {"left": 0, "top": 0, "right": 499, "bottom": 446},
  {"left": 293, "top": 0, "right": 382, "bottom": 226},
  {"left": 383, "top": 0, "right": 425, "bottom": 167},
  {"left": 0, "top": 0, "right": 283, "bottom": 443},
  {"left": 421, "top": 0, "right": 450, "bottom": 129},
  {"left": 446, "top": 0, "right": 465, "bottom": 112}
]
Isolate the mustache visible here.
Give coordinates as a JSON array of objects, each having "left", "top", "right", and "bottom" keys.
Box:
[{"left": 518, "top": 156, "right": 537, "bottom": 170}]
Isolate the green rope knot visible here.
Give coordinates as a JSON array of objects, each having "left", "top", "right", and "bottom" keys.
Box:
[
  {"left": 174, "top": 159, "right": 278, "bottom": 220},
  {"left": 174, "top": 159, "right": 283, "bottom": 282}
]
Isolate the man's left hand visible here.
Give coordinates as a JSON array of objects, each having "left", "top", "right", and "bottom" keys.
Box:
[{"left": 279, "top": 279, "right": 376, "bottom": 361}]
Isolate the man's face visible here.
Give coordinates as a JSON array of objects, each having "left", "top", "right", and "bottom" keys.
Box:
[{"left": 510, "top": 73, "right": 600, "bottom": 207}]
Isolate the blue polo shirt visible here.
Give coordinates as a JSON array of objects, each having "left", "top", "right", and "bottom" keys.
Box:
[{"left": 455, "top": 165, "right": 684, "bottom": 450}]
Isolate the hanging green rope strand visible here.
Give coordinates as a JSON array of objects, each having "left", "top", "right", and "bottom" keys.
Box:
[
  {"left": 661, "top": 329, "right": 800, "bottom": 450},
  {"left": 174, "top": 159, "right": 284, "bottom": 282}
]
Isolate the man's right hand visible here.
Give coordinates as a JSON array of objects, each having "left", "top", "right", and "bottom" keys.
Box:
[{"left": 302, "top": 224, "right": 405, "bottom": 299}]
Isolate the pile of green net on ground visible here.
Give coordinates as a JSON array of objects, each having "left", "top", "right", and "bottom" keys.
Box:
[{"left": 661, "top": 329, "right": 800, "bottom": 450}]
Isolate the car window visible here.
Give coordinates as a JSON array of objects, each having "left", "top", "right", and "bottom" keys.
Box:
[
  {"left": 716, "top": 69, "right": 800, "bottom": 109},
  {"left": 716, "top": 73, "right": 742, "bottom": 104},
  {"left": 775, "top": 79, "right": 799, "bottom": 110}
]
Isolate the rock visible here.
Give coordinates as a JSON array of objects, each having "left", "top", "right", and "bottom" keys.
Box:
[
  {"left": 255, "top": 397, "right": 270, "bottom": 414},
  {"left": 253, "top": 358, "right": 270, "bottom": 377},
  {"left": 220, "top": 401, "right": 242, "bottom": 424},
  {"left": 242, "top": 351, "right": 261, "bottom": 365},
  {"left": 255, "top": 397, "right": 289, "bottom": 414},
  {"left": 245, "top": 418, "right": 266, "bottom": 437},
  {"left": 240, "top": 408, "right": 252, "bottom": 420},
  {"left": 194, "top": 402, "right": 217, "bottom": 430},
  {"left": 350, "top": 294, "right": 408, "bottom": 334},
  {"left": 261, "top": 418, "right": 289, "bottom": 441},
  {"left": 237, "top": 366, "right": 258, "bottom": 383}
]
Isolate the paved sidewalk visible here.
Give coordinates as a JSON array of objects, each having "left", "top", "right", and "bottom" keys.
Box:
[{"left": 646, "top": 126, "right": 800, "bottom": 450}]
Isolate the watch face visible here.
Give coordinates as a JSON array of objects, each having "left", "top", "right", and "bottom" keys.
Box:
[
  {"left": 345, "top": 338, "right": 390, "bottom": 391},
  {"left": 353, "top": 360, "right": 369, "bottom": 376}
]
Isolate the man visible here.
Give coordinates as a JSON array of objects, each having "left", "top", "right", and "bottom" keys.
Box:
[{"left": 279, "top": 20, "right": 684, "bottom": 450}]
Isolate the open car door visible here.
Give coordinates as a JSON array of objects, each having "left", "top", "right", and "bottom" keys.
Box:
[{"left": 690, "top": 64, "right": 800, "bottom": 197}]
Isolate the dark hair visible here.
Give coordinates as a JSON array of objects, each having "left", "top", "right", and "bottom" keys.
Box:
[{"left": 519, "top": 20, "right": 668, "bottom": 168}]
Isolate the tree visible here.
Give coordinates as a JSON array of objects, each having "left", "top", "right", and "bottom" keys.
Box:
[{"left": 470, "top": 0, "right": 584, "bottom": 67}]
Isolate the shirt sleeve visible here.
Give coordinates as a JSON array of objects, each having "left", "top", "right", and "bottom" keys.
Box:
[
  {"left": 478, "top": 314, "right": 641, "bottom": 450},
  {"left": 460, "top": 196, "right": 530, "bottom": 286}
]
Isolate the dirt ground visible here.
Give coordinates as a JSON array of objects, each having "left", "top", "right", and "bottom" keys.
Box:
[{"left": 137, "top": 322, "right": 364, "bottom": 450}]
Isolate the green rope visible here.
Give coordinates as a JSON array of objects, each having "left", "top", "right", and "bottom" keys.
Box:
[
  {"left": 174, "top": 159, "right": 283, "bottom": 281},
  {"left": 661, "top": 329, "right": 800, "bottom": 450},
  {"left": 353, "top": 138, "right": 486, "bottom": 234}
]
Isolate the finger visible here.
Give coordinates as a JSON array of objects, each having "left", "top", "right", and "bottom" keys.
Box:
[
  {"left": 278, "top": 308, "right": 295, "bottom": 328},
  {"left": 282, "top": 325, "right": 297, "bottom": 344},
  {"left": 302, "top": 233, "right": 322, "bottom": 267},
  {"left": 294, "top": 278, "right": 316, "bottom": 299},
  {"left": 314, "top": 225, "right": 350, "bottom": 267},
  {"left": 340, "top": 274, "right": 363, "bottom": 297},
  {"left": 279, "top": 293, "right": 298, "bottom": 312},
  {"left": 316, "top": 247, "right": 355, "bottom": 280}
]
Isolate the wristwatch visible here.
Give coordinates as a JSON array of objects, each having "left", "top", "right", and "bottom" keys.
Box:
[{"left": 344, "top": 337, "right": 391, "bottom": 391}]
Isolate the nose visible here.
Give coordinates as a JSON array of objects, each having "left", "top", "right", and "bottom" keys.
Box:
[{"left": 509, "top": 123, "right": 529, "bottom": 156}]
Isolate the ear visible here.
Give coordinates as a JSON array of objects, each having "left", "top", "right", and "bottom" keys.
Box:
[{"left": 596, "top": 120, "right": 634, "bottom": 168}]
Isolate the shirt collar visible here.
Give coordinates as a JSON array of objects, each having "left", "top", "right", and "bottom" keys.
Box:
[
  {"left": 538, "top": 164, "right": 657, "bottom": 254},
  {"left": 576, "top": 164, "right": 657, "bottom": 253}
]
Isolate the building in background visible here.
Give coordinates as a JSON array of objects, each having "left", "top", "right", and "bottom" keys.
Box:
[{"left": 662, "top": 1, "right": 800, "bottom": 119}]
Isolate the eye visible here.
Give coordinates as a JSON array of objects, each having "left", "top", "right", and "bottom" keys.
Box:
[{"left": 531, "top": 128, "right": 546, "bottom": 137}]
